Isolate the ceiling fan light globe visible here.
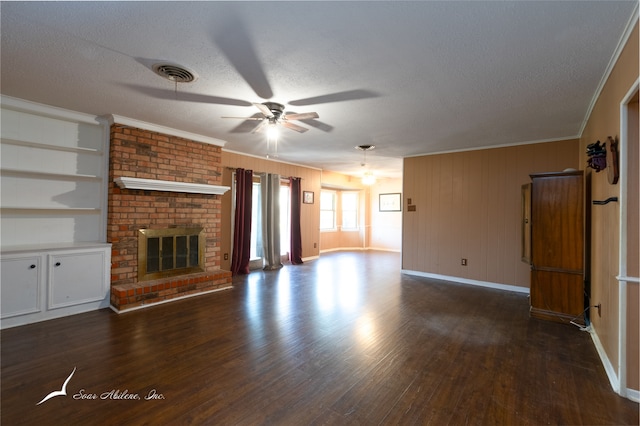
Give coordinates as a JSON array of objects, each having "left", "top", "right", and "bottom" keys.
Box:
[
  {"left": 267, "top": 124, "right": 279, "bottom": 139},
  {"left": 362, "top": 172, "right": 376, "bottom": 186}
]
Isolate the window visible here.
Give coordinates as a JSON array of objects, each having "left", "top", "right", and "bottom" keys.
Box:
[
  {"left": 247, "top": 177, "right": 290, "bottom": 269},
  {"left": 320, "top": 190, "right": 336, "bottom": 230},
  {"left": 280, "top": 184, "right": 290, "bottom": 256},
  {"left": 250, "top": 181, "right": 262, "bottom": 262},
  {"left": 342, "top": 192, "right": 359, "bottom": 230}
]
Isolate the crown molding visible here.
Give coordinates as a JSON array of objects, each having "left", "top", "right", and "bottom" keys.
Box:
[
  {"left": 105, "top": 115, "right": 226, "bottom": 147},
  {"left": 579, "top": 4, "right": 639, "bottom": 136}
]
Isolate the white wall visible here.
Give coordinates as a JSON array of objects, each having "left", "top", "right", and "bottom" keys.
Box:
[{"left": 369, "top": 178, "right": 402, "bottom": 252}]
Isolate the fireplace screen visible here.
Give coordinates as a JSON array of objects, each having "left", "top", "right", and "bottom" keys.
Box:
[{"left": 138, "top": 227, "right": 204, "bottom": 281}]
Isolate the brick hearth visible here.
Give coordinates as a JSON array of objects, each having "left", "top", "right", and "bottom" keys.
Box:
[
  {"left": 107, "top": 122, "right": 232, "bottom": 312},
  {"left": 110, "top": 270, "right": 232, "bottom": 312}
]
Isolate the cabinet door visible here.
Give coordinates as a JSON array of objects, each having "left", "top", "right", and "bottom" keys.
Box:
[
  {"left": 48, "top": 250, "right": 108, "bottom": 309},
  {"left": 530, "top": 270, "right": 585, "bottom": 322},
  {"left": 531, "top": 174, "right": 583, "bottom": 271},
  {"left": 1, "top": 255, "right": 42, "bottom": 318}
]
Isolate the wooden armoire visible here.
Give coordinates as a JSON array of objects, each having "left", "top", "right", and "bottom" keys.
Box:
[{"left": 526, "top": 170, "right": 585, "bottom": 324}]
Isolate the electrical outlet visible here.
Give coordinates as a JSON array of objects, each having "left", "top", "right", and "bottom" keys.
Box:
[
  {"left": 314, "top": 242, "right": 317, "bottom": 248},
  {"left": 596, "top": 303, "right": 601, "bottom": 317},
  {"left": 461, "top": 258, "right": 467, "bottom": 266},
  {"left": 224, "top": 253, "right": 228, "bottom": 260}
]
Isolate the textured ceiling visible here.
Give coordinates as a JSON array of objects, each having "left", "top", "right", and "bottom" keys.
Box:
[{"left": 1, "top": 1, "right": 637, "bottom": 179}]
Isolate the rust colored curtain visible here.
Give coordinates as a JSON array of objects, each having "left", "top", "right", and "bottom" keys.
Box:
[
  {"left": 231, "top": 169, "right": 253, "bottom": 275},
  {"left": 289, "top": 177, "right": 304, "bottom": 264}
]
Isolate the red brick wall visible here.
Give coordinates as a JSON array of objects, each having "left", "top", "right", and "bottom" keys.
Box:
[{"left": 107, "top": 124, "right": 224, "bottom": 288}]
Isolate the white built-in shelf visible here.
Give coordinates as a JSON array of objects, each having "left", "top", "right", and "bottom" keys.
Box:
[
  {"left": 114, "top": 177, "right": 230, "bottom": 195},
  {"left": 1, "top": 168, "right": 102, "bottom": 181},
  {"left": 1, "top": 98, "right": 108, "bottom": 248},
  {"left": 1, "top": 207, "right": 101, "bottom": 214},
  {"left": 1, "top": 138, "right": 103, "bottom": 155},
  {"left": 1, "top": 241, "right": 111, "bottom": 254}
]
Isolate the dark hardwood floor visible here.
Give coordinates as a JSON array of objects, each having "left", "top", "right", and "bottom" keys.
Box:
[{"left": 2, "top": 251, "right": 638, "bottom": 425}]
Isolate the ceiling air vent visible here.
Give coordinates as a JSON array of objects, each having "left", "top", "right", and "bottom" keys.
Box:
[{"left": 152, "top": 63, "right": 197, "bottom": 83}]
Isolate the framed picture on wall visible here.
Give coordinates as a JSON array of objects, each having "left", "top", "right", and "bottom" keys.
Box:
[
  {"left": 379, "top": 193, "right": 401, "bottom": 212},
  {"left": 303, "top": 191, "right": 314, "bottom": 204}
]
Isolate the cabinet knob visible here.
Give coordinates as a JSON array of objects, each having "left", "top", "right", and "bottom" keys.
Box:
[
  {"left": 54, "top": 262, "right": 61, "bottom": 267},
  {"left": 29, "top": 264, "right": 36, "bottom": 269}
]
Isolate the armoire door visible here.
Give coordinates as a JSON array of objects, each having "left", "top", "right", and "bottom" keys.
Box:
[{"left": 529, "top": 171, "right": 585, "bottom": 324}]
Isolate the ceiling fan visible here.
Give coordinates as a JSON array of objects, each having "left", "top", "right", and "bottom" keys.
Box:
[
  {"left": 139, "top": 18, "right": 377, "bottom": 136},
  {"left": 222, "top": 102, "right": 319, "bottom": 134}
]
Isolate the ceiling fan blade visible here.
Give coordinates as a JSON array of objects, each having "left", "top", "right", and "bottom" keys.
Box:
[
  {"left": 251, "top": 120, "right": 269, "bottom": 134},
  {"left": 221, "top": 116, "right": 264, "bottom": 120},
  {"left": 281, "top": 121, "right": 309, "bottom": 133},
  {"left": 299, "top": 119, "right": 334, "bottom": 133},
  {"left": 284, "top": 112, "right": 319, "bottom": 121},
  {"left": 253, "top": 103, "right": 274, "bottom": 118},
  {"left": 213, "top": 18, "right": 273, "bottom": 100},
  {"left": 123, "top": 84, "right": 252, "bottom": 106},
  {"left": 289, "top": 89, "right": 380, "bottom": 106},
  {"left": 230, "top": 119, "right": 265, "bottom": 134}
]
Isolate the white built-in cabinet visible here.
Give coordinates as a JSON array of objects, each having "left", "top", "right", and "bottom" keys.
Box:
[
  {"left": 1, "top": 245, "right": 111, "bottom": 328},
  {"left": 1, "top": 96, "right": 111, "bottom": 328}
]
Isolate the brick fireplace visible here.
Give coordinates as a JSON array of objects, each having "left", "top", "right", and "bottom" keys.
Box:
[{"left": 107, "top": 119, "right": 232, "bottom": 312}]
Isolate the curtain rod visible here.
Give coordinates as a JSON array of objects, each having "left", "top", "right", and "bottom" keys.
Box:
[{"left": 225, "top": 167, "right": 302, "bottom": 180}]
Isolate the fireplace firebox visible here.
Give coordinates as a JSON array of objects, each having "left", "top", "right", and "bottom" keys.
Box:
[{"left": 138, "top": 227, "right": 205, "bottom": 281}]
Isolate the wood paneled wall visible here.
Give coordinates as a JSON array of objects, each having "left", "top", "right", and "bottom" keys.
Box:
[
  {"left": 402, "top": 139, "right": 579, "bottom": 289},
  {"left": 220, "top": 151, "right": 322, "bottom": 269},
  {"left": 579, "top": 21, "right": 638, "bottom": 395}
]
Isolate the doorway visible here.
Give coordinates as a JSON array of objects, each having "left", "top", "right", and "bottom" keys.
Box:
[{"left": 618, "top": 82, "right": 639, "bottom": 398}]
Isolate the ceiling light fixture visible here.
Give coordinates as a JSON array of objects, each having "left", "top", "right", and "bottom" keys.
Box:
[
  {"left": 356, "top": 144, "right": 376, "bottom": 185},
  {"left": 266, "top": 120, "right": 279, "bottom": 159},
  {"left": 266, "top": 120, "right": 279, "bottom": 140},
  {"left": 362, "top": 171, "right": 376, "bottom": 186}
]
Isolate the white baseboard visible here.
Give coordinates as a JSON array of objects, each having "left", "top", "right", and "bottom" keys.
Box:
[
  {"left": 319, "top": 247, "right": 401, "bottom": 254},
  {"left": 626, "top": 387, "right": 640, "bottom": 403},
  {"left": 320, "top": 247, "right": 365, "bottom": 254},
  {"left": 367, "top": 247, "right": 402, "bottom": 253},
  {"left": 401, "top": 270, "right": 530, "bottom": 294},
  {"left": 589, "top": 327, "right": 640, "bottom": 402},
  {"left": 589, "top": 327, "right": 621, "bottom": 393}
]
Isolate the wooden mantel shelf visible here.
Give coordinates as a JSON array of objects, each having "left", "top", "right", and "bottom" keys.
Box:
[{"left": 114, "top": 177, "right": 230, "bottom": 195}]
